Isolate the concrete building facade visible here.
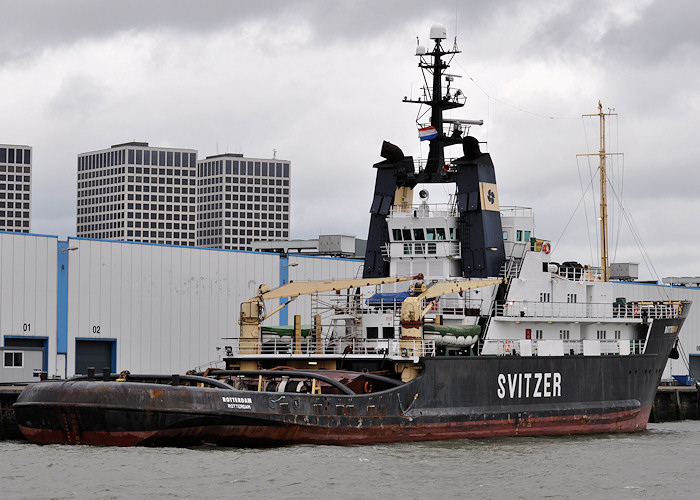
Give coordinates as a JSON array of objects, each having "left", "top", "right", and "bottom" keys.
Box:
[
  {"left": 0, "top": 144, "right": 32, "bottom": 233},
  {"left": 77, "top": 142, "right": 198, "bottom": 246},
  {"left": 197, "top": 153, "right": 291, "bottom": 250}
]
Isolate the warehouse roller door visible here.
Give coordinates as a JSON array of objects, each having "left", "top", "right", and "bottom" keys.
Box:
[{"left": 75, "top": 340, "right": 115, "bottom": 375}]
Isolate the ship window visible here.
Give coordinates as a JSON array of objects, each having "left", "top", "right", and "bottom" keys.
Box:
[
  {"left": 413, "top": 228, "right": 424, "bottom": 240},
  {"left": 567, "top": 294, "right": 577, "bottom": 303},
  {"left": 614, "top": 330, "right": 621, "bottom": 339},
  {"left": 450, "top": 228, "right": 455, "bottom": 239},
  {"left": 502, "top": 231, "right": 508, "bottom": 240},
  {"left": 427, "top": 242, "right": 436, "bottom": 254},
  {"left": 426, "top": 228, "right": 436, "bottom": 240},
  {"left": 596, "top": 330, "right": 606, "bottom": 340},
  {"left": 524, "top": 230, "right": 531, "bottom": 242},
  {"left": 436, "top": 228, "right": 446, "bottom": 240},
  {"left": 516, "top": 230, "right": 522, "bottom": 242},
  {"left": 402, "top": 229, "right": 412, "bottom": 240},
  {"left": 559, "top": 330, "right": 570, "bottom": 340},
  {"left": 403, "top": 243, "right": 412, "bottom": 255},
  {"left": 535, "top": 329, "right": 543, "bottom": 340},
  {"left": 539, "top": 292, "right": 550, "bottom": 302},
  {"left": 366, "top": 327, "right": 379, "bottom": 339}
]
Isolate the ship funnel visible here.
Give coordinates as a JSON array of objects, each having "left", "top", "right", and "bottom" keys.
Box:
[
  {"left": 430, "top": 23, "right": 447, "bottom": 40},
  {"left": 380, "top": 141, "right": 405, "bottom": 162}
]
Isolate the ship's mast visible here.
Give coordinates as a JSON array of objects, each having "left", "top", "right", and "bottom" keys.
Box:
[
  {"left": 403, "top": 24, "right": 469, "bottom": 180},
  {"left": 598, "top": 102, "right": 609, "bottom": 282},
  {"left": 581, "top": 102, "right": 618, "bottom": 282}
]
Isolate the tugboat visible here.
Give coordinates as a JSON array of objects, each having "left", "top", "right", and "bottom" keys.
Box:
[{"left": 14, "top": 24, "right": 689, "bottom": 446}]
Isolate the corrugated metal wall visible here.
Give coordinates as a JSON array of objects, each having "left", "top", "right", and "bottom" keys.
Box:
[
  {"left": 65, "top": 239, "right": 283, "bottom": 375},
  {"left": 0, "top": 232, "right": 58, "bottom": 376}
]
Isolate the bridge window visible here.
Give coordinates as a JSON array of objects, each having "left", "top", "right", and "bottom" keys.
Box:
[
  {"left": 426, "top": 228, "right": 435, "bottom": 240},
  {"left": 516, "top": 230, "right": 522, "bottom": 241},
  {"left": 392, "top": 229, "right": 402, "bottom": 241},
  {"left": 436, "top": 228, "right": 446, "bottom": 240},
  {"left": 413, "top": 228, "right": 424, "bottom": 240},
  {"left": 402, "top": 229, "right": 412, "bottom": 240}
]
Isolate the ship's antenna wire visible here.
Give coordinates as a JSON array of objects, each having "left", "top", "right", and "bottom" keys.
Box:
[
  {"left": 456, "top": 61, "right": 579, "bottom": 120},
  {"left": 606, "top": 181, "right": 668, "bottom": 298},
  {"left": 580, "top": 117, "right": 597, "bottom": 267},
  {"left": 552, "top": 174, "right": 596, "bottom": 252}
]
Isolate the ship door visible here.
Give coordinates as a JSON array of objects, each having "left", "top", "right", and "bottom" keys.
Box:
[
  {"left": 525, "top": 329, "right": 532, "bottom": 340},
  {"left": 75, "top": 339, "right": 115, "bottom": 375}
]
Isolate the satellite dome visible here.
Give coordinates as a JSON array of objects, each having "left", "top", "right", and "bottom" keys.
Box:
[{"left": 430, "top": 23, "right": 447, "bottom": 40}]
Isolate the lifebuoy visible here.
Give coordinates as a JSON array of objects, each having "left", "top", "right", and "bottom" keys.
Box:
[
  {"left": 542, "top": 242, "right": 551, "bottom": 254},
  {"left": 364, "top": 381, "right": 373, "bottom": 393},
  {"left": 504, "top": 340, "right": 511, "bottom": 354},
  {"left": 633, "top": 304, "right": 640, "bottom": 316}
]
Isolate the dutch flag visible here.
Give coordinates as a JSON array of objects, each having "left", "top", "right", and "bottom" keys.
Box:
[{"left": 418, "top": 126, "right": 439, "bottom": 141}]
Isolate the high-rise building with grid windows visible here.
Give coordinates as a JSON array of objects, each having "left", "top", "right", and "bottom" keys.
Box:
[
  {"left": 197, "top": 153, "right": 290, "bottom": 250},
  {"left": 76, "top": 142, "right": 198, "bottom": 246},
  {"left": 0, "top": 144, "right": 32, "bottom": 233}
]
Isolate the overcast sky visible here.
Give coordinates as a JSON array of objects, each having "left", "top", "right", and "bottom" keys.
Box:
[{"left": 2, "top": 0, "right": 699, "bottom": 280}]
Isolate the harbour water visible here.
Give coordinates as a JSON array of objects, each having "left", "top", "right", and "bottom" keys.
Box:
[{"left": 2, "top": 420, "right": 699, "bottom": 499}]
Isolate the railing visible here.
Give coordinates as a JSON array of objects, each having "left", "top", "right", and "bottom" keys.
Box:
[
  {"left": 494, "top": 301, "right": 684, "bottom": 320},
  {"left": 482, "top": 338, "right": 647, "bottom": 356},
  {"left": 389, "top": 202, "right": 457, "bottom": 218},
  {"left": 221, "top": 337, "right": 436, "bottom": 357}
]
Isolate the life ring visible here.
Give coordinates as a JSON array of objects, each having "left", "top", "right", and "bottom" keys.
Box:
[
  {"left": 542, "top": 242, "right": 551, "bottom": 254},
  {"left": 364, "top": 381, "right": 373, "bottom": 393},
  {"left": 633, "top": 304, "right": 640, "bottom": 316},
  {"left": 504, "top": 340, "right": 511, "bottom": 354}
]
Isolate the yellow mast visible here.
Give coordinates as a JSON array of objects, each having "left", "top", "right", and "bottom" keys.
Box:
[
  {"left": 598, "top": 101, "right": 609, "bottom": 282},
  {"left": 580, "top": 102, "right": 618, "bottom": 282}
]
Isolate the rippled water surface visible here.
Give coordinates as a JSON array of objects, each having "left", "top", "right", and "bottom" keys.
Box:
[{"left": 2, "top": 421, "right": 700, "bottom": 499}]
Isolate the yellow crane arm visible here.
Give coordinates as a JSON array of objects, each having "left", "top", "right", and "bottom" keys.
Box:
[
  {"left": 400, "top": 278, "right": 504, "bottom": 324},
  {"left": 415, "top": 278, "right": 503, "bottom": 302},
  {"left": 254, "top": 274, "right": 424, "bottom": 301}
]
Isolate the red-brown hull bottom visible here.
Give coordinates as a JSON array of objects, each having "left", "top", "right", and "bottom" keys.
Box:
[{"left": 19, "top": 407, "right": 651, "bottom": 447}]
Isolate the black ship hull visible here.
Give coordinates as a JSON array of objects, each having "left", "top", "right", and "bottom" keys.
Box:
[{"left": 14, "top": 316, "right": 682, "bottom": 446}]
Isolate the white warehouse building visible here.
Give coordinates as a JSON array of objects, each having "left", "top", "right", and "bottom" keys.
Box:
[{"left": 0, "top": 231, "right": 361, "bottom": 381}]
